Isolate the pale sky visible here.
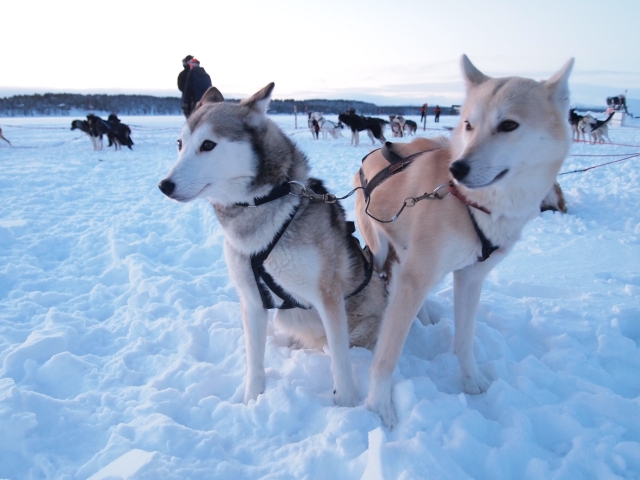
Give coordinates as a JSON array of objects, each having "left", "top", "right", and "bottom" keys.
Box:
[{"left": 2, "top": 0, "right": 639, "bottom": 106}]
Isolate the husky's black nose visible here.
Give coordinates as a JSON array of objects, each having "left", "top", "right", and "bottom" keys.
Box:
[
  {"left": 158, "top": 179, "right": 175, "bottom": 196},
  {"left": 449, "top": 160, "right": 470, "bottom": 181}
]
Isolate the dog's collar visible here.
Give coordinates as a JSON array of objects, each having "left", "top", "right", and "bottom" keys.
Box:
[
  {"left": 236, "top": 182, "right": 292, "bottom": 207},
  {"left": 448, "top": 181, "right": 491, "bottom": 215},
  {"left": 447, "top": 182, "right": 498, "bottom": 261}
]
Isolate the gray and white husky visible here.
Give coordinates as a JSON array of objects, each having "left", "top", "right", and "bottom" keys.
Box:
[{"left": 159, "top": 83, "right": 386, "bottom": 406}]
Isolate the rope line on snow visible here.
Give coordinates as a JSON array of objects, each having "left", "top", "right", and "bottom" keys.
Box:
[
  {"left": 6, "top": 135, "right": 85, "bottom": 149},
  {"left": 1, "top": 124, "right": 70, "bottom": 130},
  {"left": 559, "top": 153, "right": 640, "bottom": 175}
]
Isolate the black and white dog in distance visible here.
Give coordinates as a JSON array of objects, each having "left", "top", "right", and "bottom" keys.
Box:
[{"left": 338, "top": 110, "right": 386, "bottom": 146}]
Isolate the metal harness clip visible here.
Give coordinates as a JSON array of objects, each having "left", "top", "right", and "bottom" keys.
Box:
[{"left": 288, "top": 180, "right": 307, "bottom": 198}]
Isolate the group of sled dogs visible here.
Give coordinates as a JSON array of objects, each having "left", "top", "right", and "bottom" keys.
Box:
[
  {"left": 71, "top": 114, "right": 134, "bottom": 151},
  {"left": 569, "top": 108, "right": 614, "bottom": 144},
  {"left": 158, "top": 55, "right": 587, "bottom": 428},
  {"left": 308, "top": 111, "right": 418, "bottom": 145}
]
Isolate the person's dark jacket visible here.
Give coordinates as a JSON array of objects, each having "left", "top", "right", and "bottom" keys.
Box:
[
  {"left": 182, "top": 66, "right": 212, "bottom": 117},
  {"left": 177, "top": 67, "right": 190, "bottom": 93}
]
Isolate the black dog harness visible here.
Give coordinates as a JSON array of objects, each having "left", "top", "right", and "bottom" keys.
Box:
[
  {"left": 238, "top": 181, "right": 373, "bottom": 310},
  {"left": 250, "top": 202, "right": 309, "bottom": 310},
  {"left": 358, "top": 142, "right": 499, "bottom": 262}
]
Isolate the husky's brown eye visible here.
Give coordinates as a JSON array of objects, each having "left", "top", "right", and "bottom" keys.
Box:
[
  {"left": 497, "top": 120, "right": 519, "bottom": 132},
  {"left": 464, "top": 121, "right": 472, "bottom": 131},
  {"left": 200, "top": 140, "right": 216, "bottom": 152},
  {"left": 177, "top": 139, "right": 182, "bottom": 151}
]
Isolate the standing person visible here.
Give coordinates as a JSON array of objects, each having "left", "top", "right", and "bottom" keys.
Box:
[
  {"left": 181, "top": 58, "right": 212, "bottom": 118},
  {"left": 177, "top": 55, "right": 193, "bottom": 97},
  {"left": 420, "top": 105, "right": 426, "bottom": 122},
  {"left": 434, "top": 105, "right": 441, "bottom": 123}
]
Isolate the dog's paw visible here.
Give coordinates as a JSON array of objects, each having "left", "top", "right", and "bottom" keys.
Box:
[
  {"left": 366, "top": 394, "right": 397, "bottom": 429},
  {"left": 461, "top": 371, "right": 491, "bottom": 395},
  {"left": 334, "top": 386, "right": 359, "bottom": 407},
  {"left": 243, "top": 379, "right": 265, "bottom": 404}
]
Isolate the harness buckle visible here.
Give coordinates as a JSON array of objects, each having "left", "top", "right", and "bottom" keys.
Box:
[
  {"left": 404, "top": 197, "right": 417, "bottom": 207},
  {"left": 323, "top": 193, "right": 337, "bottom": 204},
  {"left": 433, "top": 183, "right": 450, "bottom": 199},
  {"left": 288, "top": 180, "right": 307, "bottom": 198}
]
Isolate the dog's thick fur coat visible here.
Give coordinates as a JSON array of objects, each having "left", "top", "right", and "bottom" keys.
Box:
[
  {"left": 159, "top": 83, "right": 386, "bottom": 407},
  {"left": 355, "top": 55, "right": 573, "bottom": 427}
]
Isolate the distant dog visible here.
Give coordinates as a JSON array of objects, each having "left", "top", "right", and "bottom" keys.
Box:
[
  {"left": 319, "top": 118, "right": 343, "bottom": 139},
  {"left": 308, "top": 112, "right": 321, "bottom": 140},
  {"left": 568, "top": 108, "right": 586, "bottom": 142},
  {"left": 78, "top": 114, "right": 133, "bottom": 150},
  {"left": 106, "top": 114, "right": 134, "bottom": 150},
  {"left": 338, "top": 111, "right": 386, "bottom": 146},
  {"left": 0, "top": 127, "right": 11, "bottom": 146},
  {"left": 308, "top": 112, "right": 342, "bottom": 140},
  {"left": 71, "top": 119, "right": 99, "bottom": 150},
  {"left": 389, "top": 115, "right": 405, "bottom": 137},
  {"left": 355, "top": 55, "right": 574, "bottom": 428},
  {"left": 403, "top": 120, "right": 417, "bottom": 136},
  {"left": 86, "top": 114, "right": 109, "bottom": 150},
  {"left": 580, "top": 112, "right": 614, "bottom": 144},
  {"left": 159, "top": 83, "right": 387, "bottom": 408}
]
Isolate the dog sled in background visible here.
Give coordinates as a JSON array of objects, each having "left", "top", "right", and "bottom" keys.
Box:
[
  {"left": 338, "top": 110, "right": 387, "bottom": 146},
  {"left": 355, "top": 55, "right": 574, "bottom": 427},
  {"left": 71, "top": 114, "right": 134, "bottom": 151},
  {"left": 159, "top": 83, "right": 387, "bottom": 409},
  {"left": 607, "top": 94, "right": 628, "bottom": 114},
  {"left": 579, "top": 111, "right": 614, "bottom": 144},
  {"left": 308, "top": 112, "right": 344, "bottom": 140}
]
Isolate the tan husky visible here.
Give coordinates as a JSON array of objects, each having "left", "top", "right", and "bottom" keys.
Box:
[{"left": 355, "top": 55, "right": 573, "bottom": 428}]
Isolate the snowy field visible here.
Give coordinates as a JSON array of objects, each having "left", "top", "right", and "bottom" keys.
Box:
[{"left": 1, "top": 112, "right": 640, "bottom": 480}]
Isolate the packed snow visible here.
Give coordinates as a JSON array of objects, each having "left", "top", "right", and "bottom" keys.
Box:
[{"left": 1, "top": 112, "right": 640, "bottom": 479}]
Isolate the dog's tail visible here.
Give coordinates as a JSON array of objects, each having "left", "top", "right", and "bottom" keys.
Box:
[{"left": 591, "top": 112, "right": 616, "bottom": 131}]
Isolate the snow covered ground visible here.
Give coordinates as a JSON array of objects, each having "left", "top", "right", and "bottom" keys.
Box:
[{"left": 1, "top": 112, "right": 640, "bottom": 479}]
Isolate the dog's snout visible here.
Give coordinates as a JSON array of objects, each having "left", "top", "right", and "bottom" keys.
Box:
[
  {"left": 450, "top": 160, "right": 470, "bottom": 181},
  {"left": 158, "top": 179, "right": 175, "bottom": 196}
]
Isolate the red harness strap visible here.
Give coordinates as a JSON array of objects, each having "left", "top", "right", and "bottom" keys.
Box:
[{"left": 447, "top": 182, "right": 491, "bottom": 215}]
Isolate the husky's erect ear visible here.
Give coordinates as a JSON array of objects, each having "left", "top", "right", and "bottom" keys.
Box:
[
  {"left": 196, "top": 87, "right": 225, "bottom": 110},
  {"left": 240, "top": 82, "right": 275, "bottom": 114},
  {"left": 461, "top": 55, "right": 490, "bottom": 87},
  {"left": 544, "top": 58, "right": 574, "bottom": 105}
]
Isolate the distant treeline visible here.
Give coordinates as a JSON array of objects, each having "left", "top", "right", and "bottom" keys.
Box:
[
  {"left": 0, "top": 93, "right": 182, "bottom": 116},
  {"left": 0, "top": 93, "right": 457, "bottom": 117},
  {"left": 268, "top": 99, "right": 454, "bottom": 116}
]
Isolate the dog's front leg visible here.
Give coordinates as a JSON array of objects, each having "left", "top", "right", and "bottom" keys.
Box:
[
  {"left": 224, "top": 242, "right": 269, "bottom": 403},
  {"left": 240, "top": 299, "right": 269, "bottom": 402},
  {"left": 315, "top": 292, "right": 359, "bottom": 407},
  {"left": 452, "top": 258, "right": 502, "bottom": 394},
  {"left": 366, "top": 262, "right": 438, "bottom": 428}
]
